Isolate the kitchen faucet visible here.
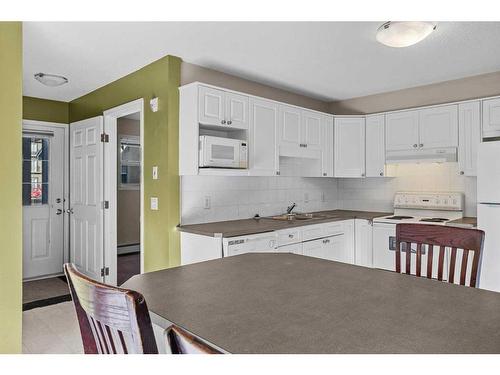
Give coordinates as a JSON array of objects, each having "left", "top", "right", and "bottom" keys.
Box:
[{"left": 286, "top": 203, "right": 297, "bottom": 215}]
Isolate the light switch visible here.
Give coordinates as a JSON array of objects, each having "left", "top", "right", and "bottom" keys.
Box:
[
  {"left": 152, "top": 166, "right": 158, "bottom": 180},
  {"left": 150, "top": 197, "right": 159, "bottom": 210}
]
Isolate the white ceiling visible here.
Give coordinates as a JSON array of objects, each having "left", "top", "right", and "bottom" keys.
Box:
[{"left": 23, "top": 22, "right": 500, "bottom": 102}]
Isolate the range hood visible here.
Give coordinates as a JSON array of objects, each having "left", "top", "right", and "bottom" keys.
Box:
[{"left": 386, "top": 147, "right": 457, "bottom": 164}]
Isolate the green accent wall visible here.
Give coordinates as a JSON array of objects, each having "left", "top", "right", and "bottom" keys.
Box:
[
  {"left": 0, "top": 22, "right": 22, "bottom": 354},
  {"left": 23, "top": 96, "right": 69, "bottom": 123},
  {"left": 70, "top": 55, "right": 181, "bottom": 271}
]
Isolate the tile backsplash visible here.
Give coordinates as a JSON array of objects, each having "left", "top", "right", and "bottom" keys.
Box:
[
  {"left": 180, "top": 176, "right": 339, "bottom": 224},
  {"left": 180, "top": 163, "right": 477, "bottom": 225}
]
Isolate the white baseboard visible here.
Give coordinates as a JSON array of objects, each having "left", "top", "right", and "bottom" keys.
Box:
[{"left": 117, "top": 243, "right": 140, "bottom": 255}]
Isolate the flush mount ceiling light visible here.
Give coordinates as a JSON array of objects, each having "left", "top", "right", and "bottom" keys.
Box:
[
  {"left": 34, "top": 72, "right": 68, "bottom": 87},
  {"left": 376, "top": 21, "right": 436, "bottom": 48}
]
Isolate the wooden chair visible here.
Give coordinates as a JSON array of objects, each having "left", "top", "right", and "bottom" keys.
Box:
[
  {"left": 395, "top": 224, "right": 485, "bottom": 287},
  {"left": 64, "top": 263, "right": 158, "bottom": 354},
  {"left": 165, "top": 325, "right": 222, "bottom": 354}
]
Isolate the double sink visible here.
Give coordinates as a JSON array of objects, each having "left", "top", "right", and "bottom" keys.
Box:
[{"left": 269, "top": 212, "right": 336, "bottom": 221}]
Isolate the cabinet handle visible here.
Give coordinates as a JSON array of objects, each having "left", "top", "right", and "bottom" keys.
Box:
[
  {"left": 413, "top": 144, "right": 418, "bottom": 148},
  {"left": 56, "top": 209, "right": 63, "bottom": 215},
  {"left": 221, "top": 120, "right": 226, "bottom": 124},
  {"left": 227, "top": 120, "right": 232, "bottom": 125},
  {"left": 304, "top": 144, "right": 308, "bottom": 148},
  {"left": 361, "top": 173, "right": 365, "bottom": 177},
  {"left": 66, "top": 208, "right": 74, "bottom": 214},
  {"left": 323, "top": 239, "right": 330, "bottom": 244},
  {"left": 380, "top": 172, "right": 384, "bottom": 176},
  {"left": 460, "top": 171, "right": 465, "bottom": 175},
  {"left": 288, "top": 234, "right": 294, "bottom": 238},
  {"left": 323, "top": 173, "right": 327, "bottom": 176},
  {"left": 276, "top": 171, "right": 280, "bottom": 176},
  {"left": 419, "top": 143, "right": 424, "bottom": 148}
]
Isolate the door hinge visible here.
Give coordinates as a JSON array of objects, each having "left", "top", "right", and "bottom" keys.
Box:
[
  {"left": 101, "top": 267, "right": 110, "bottom": 277},
  {"left": 101, "top": 133, "right": 109, "bottom": 143},
  {"left": 102, "top": 200, "right": 109, "bottom": 209}
]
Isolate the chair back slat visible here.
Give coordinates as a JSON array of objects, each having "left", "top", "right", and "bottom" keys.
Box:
[
  {"left": 64, "top": 263, "right": 158, "bottom": 354},
  {"left": 395, "top": 224, "right": 484, "bottom": 288},
  {"left": 165, "top": 325, "right": 222, "bottom": 354}
]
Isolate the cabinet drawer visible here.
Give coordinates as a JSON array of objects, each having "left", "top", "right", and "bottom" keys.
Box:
[
  {"left": 301, "top": 224, "right": 324, "bottom": 242},
  {"left": 276, "top": 242, "right": 303, "bottom": 255},
  {"left": 322, "top": 221, "right": 345, "bottom": 237},
  {"left": 276, "top": 229, "right": 302, "bottom": 246}
]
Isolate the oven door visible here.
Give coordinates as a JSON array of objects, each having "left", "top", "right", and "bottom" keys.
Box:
[{"left": 200, "top": 137, "right": 240, "bottom": 168}]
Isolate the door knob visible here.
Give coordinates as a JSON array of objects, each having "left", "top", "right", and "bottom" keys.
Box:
[{"left": 56, "top": 209, "right": 63, "bottom": 215}]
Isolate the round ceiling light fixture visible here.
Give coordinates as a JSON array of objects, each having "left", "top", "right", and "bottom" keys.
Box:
[
  {"left": 376, "top": 21, "right": 436, "bottom": 48},
  {"left": 34, "top": 72, "right": 69, "bottom": 87}
]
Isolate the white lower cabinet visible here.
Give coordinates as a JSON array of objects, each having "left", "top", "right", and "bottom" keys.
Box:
[
  {"left": 354, "top": 219, "right": 373, "bottom": 267},
  {"left": 302, "top": 235, "right": 346, "bottom": 262},
  {"left": 276, "top": 242, "right": 303, "bottom": 255}
]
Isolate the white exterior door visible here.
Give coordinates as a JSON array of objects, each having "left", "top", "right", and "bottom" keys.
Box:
[
  {"left": 22, "top": 127, "right": 66, "bottom": 279},
  {"left": 365, "top": 114, "right": 386, "bottom": 177},
  {"left": 248, "top": 98, "right": 279, "bottom": 176},
  {"left": 334, "top": 117, "right": 366, "bottom": 178},
  {"left": 225, "top": 92, "right": 249, "bottom": 130},
  {"left": 418, "top": 105, "right": 458, "bottom": 149},
  {"left": 458, "top": 101, "right": 481, "bottom": 176},
  {"left": 482, "top": 97, "right": 500, "bottom": 138},
  {"left": 385, "top": 110, "right": 419, "bottom": 151},
  {"left": 198, "top": 86, "right": 225, "bottom": 126},
  {"left": 70, "top": 116, "right": 104, "bottom": 281}
]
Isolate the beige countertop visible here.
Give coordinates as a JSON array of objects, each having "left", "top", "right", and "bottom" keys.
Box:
[
  {"left": 123, "top": 253, "right": 500, "bottom": 353},
  {"left": 177, "top": 209, "right": 391, "bottom": 237}
]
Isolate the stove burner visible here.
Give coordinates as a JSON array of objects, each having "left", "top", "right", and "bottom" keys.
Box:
[
  {"left": 385, "top": 216, "right": 414, "bottom": 220},
  {"left": 419, "top": 218, "right": 449, "bottom": 223}
]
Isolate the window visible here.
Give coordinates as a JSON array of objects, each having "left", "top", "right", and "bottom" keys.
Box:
[
  {"left": 119, "top": 135, "right": 141, "bottom": 190},
  {"left": 22, "top": 137, "right": 49, "bottom": 205}
]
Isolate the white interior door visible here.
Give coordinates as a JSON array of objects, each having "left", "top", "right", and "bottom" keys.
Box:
[
  {"left": 22, "top": 127, "right": 65, "bottom": 279},
  {"left": 70, "top": 116, "right": 104, "bottom": 281}
]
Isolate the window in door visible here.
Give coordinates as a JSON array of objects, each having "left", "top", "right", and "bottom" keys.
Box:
[
  {"left": 22, "top": 137, "right": 49, "bottom": 205},
  {"left": 119, "top": 135, "right": 141, "bottom": 189}
]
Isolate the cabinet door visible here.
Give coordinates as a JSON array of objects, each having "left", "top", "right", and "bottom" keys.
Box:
[
  {"left": 418, "top": 105, "right": 458, "bottom": 149},
  {"left": 385, "top": 110, "right": 419, "bottom": 151},
  {"left": 321, "top": 115, "right": 334, "bottom": 177},
  {"left": 249, "top": 98, "right": 278, "bottom": 176},
  {"left": 365, "top": 114, "right": 386, "bottom": 177},
  {"left": 458, "top": 101, "right": 481, "bottom": 176},
  {"left": 301, "top": 110, "right": 322, "bottom": 150},
  {"left": 354, "top": 219, "right": 373, "bottom": 267},
  {"left": 334, "top": 117, "right": 365, "bottom": 178},
  {"left": 225, "top": 92, "right": 249, "bottom": 130},
  {"left": 482, "top": 98, "right": 500, "bottom": 138},
  {"left": 302, "top": 238, "right": 325, "bottom": 259},
  {"left": 198, "top": 86, "right": 225, "bottom": 126},
  {"left": 278, "top": 105, "right": 301, "bottom": 150}
]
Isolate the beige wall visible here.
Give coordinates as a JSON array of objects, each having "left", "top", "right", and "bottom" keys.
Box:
[
  {"left": 181, "top": 61, "right": 330, "bottom": 112},
  {"left": 117, "top": 117, "right": 140, "bottom": 247},
  {"left": 329, "top": 70, "right": 500, "bottom": 115}
]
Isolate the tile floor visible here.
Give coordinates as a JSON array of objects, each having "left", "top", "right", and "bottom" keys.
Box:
[
  {"left": 23, "top": 276, "right": 70, "bottom": 304},
  {"left": 23, "top": 301, "right": 83, "bottom": 354}
]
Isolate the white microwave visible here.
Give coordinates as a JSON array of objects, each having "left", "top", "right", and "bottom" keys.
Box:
[{"left": 199, "top": 135, "right": 248, "bottom": 169}]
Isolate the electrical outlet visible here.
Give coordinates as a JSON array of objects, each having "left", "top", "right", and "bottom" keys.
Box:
[
  {"left": 204, "top": 196, "right": 211, "bottom": 209},
  {"left": 152, "top": 166, "right": 158, "bottom": 180},
  {"left": 150, "top": 197, "right": 159, "bottom": 210},
  {"left": 304, "top": 192, "right": 309, "bottom": 203}
]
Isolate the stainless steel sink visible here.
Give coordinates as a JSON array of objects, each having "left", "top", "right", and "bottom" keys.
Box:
[{"left": 269, "top": 213, "right": 327, "bottom": 221}]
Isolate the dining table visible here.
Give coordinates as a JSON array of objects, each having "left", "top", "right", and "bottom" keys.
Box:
[{"left": 122, "top": 253, "right": 500, "bottom": 353}]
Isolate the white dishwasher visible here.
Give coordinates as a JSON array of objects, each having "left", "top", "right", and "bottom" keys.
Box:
[{"left": 223, "top": 232, "right": 277, "bottom": 257}]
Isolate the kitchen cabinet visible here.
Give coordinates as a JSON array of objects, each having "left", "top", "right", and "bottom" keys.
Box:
[
  {"left": 321, "top": 115, "right": 334, "bottom": 177},
  {"left": 302, "top": 234, "right": 347, "bottom": 263},
  {"left": 386, "top": 106, "right": 458, "bottom": 152},
  {"left": 278, "top": 105, "right": 302, "bottom": 151},
  {"left": 458, "top": 101, "right": 481, "bottom": 176},
  {"left": 482, "top": 97, "right": 500, "bottom": 138},
  {"left": 301, "top": 110, "right": 322, "bottom": 151},
  {"left": 418, "top": 105, "right": 458, "bottom": 149},
  {"left": 198, "top": 86, "right": 249, "bottom": 129},
  {"left": 248, "top": 98, "right": 279, "bottom": 176},
  {"left": 276, "top": 242, "right": 303, "bottom": 255},
  {"left": 386, "top": 110, "right": 419, "bottom": 151},
  {"left": 354, "top": 219, "right": 373, "bottom": 267},
  {"left": 334, "top": 117, "right": 366, "bottom": 178},
  {"left": 365, "top": 114, "right": 386, "bottom": 177}
]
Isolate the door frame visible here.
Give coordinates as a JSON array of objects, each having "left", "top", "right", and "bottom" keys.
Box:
[
  {"left": 103, "top": 98, "right": 144, "bottom": 285},
  {"left": 22, "top": 119, "right": 70, "bottom": 278}
]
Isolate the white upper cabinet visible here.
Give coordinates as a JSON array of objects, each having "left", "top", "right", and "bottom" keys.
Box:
[
  {"left": 334, "top": 117, "right": 366, "bottom": 178},
  {"left": 301, "top": 110, "right": 322, "bottom": 150},
  {"left": 321, "top": 115, "right": 334, "bottom": 177},
  {"left": 198, "top": 86, "right": 249, "bottom": 129},
  {"left": 278, "top": 105, "right": 302, "bottom": 151},
  {"left": 225, "top": 92, "right": 249, "bottom": 130},
  {"left": 365, "top": 114, "right": 386, "bottom": 177},
  {"left": 482, "top": 97, "right": 500, "bottom": 138},
  {"left": 458, "top": 101, "right": 481, "bottom": 176},
  {"left": 249, "top": 98, "right": 279, "bottom": 176},
  {"left": 385, "top": 110, "right": 419, "bottom": 151},
  {"left": 418, "top": 105, "right": 458, "bottom": 149},
  {"left": 198, "top": 86, "right": 225, "bottom": 127}
]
